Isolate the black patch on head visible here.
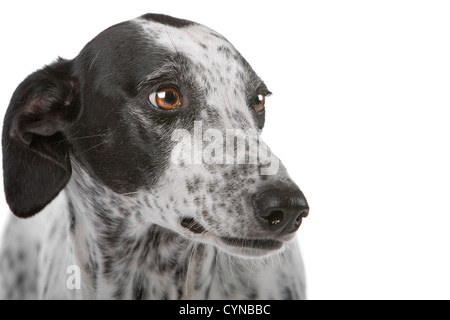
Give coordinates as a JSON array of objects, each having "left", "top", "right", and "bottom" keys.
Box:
[
  {"left": 140, "top": 13, "right": 195, "bottom": 28},
  {"left": 68, "top": 21, "right": 202, "bottom": 194}
]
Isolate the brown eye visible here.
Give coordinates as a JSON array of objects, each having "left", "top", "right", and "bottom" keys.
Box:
[
  {"left": 254, "top": 94, "right": 265, "bottom": 112},
  {"left": 149, "top": 87, "right": 181, "bottom": 110}
]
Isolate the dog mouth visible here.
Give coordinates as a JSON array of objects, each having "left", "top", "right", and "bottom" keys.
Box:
[
  {"left": 180, "top": 217, "right": 207, "bottom": 234},
  {"left": 180, "top": 217, "right": 286, "bottom": 255},
  {"left": 220, "top": 237, "right": 283, "bottom": 250}
]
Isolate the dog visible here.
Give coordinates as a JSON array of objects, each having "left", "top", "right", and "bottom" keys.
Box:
[{"left": 0, "top": 13, "right": 309, "bottom": 300}]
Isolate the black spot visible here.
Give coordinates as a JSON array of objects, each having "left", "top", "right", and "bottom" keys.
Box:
[
  {"left": 201, "top": 209, "right": 218, "bottom": 226},
  {"left": 283, "top": 286, "right": 294, "bottom": 300},
  {"left": 132, "top": 273, "right": 148, "bottom": 300},
  {"left": 186, "top": 179, "right": 199, "bottom": 194},
  {"left": 113, "top": 287, "right": 124, "bottom": 300},
  {"left": 140, "top": 13, "right": 195, "bottom": 28},
  {"left": 247, "top": 286, "right": 258, "bottom": 300},
  {"left": 15, "top": 272, "right": 26, "bottom": 287},
  {"left": 193, "top": 196, "right": 201, "bottom": 207},
  {"left": 17, "top": 250, "right": 26, "bottom": 262},
  {"left": 207, "top": 180, "right": 218, "bottom": 193},
  {"left": 177, "top": 285, "right": 184, "bottom": 300},
  {"left": 217, "top": 45, "right": 233, "bottom": 58},
  {"left": 143, "top": 195, "right": 153, "bottom": 208},
  {"left": 119, "top": 207, "right": 131, "bottom": 217},
  {"left": 68, "top": 199, "right": 76, "bottom": 232}
]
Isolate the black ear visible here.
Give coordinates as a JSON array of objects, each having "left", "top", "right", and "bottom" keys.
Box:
[{"left": 2, "top": 58, "right": 79, "bottom": 218}]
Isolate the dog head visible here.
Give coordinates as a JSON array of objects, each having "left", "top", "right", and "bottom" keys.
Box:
[{"left": 2, "top": 14, "right": 308, "bottom": 257}]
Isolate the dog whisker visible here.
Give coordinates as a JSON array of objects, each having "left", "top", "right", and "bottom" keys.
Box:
[
  {"left": 74, "top": 141, "right": 108, "bottom": 156},
  {"left": 67, "top": 134, "right": 107, "bottom": 141}
]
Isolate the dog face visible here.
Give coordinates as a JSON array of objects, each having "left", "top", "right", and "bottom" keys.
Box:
[{"left": 2, "top": 14, "right": 308, "bottom": 257}]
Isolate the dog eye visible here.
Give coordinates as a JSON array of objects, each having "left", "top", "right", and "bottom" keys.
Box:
[
  {"left": 253, "top": 94, "right": 265, "bottom": 112},
  {"left": 149, "top": 87, "right": 181, "bottom": 110}
]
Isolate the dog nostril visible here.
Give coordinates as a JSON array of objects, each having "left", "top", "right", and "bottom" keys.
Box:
[
  {"left": 254, "top": 187, "right": 309, "bottom": 234},
  {"left": 263, "top": 210, "right": 284, "bottom": 227},
  {"left": 294, "top": 208, "right": 309, "bottom": 227},
  {"left": 294, "top": 214, "right": 303, "bottom": 227}
]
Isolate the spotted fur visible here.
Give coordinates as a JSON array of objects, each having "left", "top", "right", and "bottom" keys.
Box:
[{"left": 0, "top": 14, "right": 308, "bottom": 299}]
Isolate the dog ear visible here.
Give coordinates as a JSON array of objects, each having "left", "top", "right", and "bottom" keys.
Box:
[{"left": 2, "top": 58, "right": 79, "bottom": 218}]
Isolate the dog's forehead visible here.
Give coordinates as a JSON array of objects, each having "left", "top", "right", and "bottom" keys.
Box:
[
  {"left": 75, "top": 14, "right": 266, "bottom": 130},
  {"left": 129, "top": 15, "right": 264, "bottom": 119},
  {"left": 132, "top": 16, "right": 237, "bottom": 65}
]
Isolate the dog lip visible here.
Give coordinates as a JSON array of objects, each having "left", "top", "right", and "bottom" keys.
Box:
[
  {"left": 180, "top": 217, "right": 206, "bottom": 234},
  {"left": 220, "top": 237, "right": 283, "bottom": 250},
  {"left": 180, "top": 218, "right": 285, "bottom": 251}
]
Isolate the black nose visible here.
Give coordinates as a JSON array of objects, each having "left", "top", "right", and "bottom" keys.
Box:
[{"left": 253, "top": 187, "right": 309, "bottom": 235}]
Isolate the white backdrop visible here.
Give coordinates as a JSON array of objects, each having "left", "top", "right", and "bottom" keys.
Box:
[{"left": 1, "top": 0, "right": 449, "bottom": 299}]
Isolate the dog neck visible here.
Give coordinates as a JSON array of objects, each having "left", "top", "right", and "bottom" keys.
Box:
[
  {"left": 62, "top": 162, "right": 300, "bottom": 300},
  {"left": 63, "top": 162, "right": 241, "bottom": 299}
]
